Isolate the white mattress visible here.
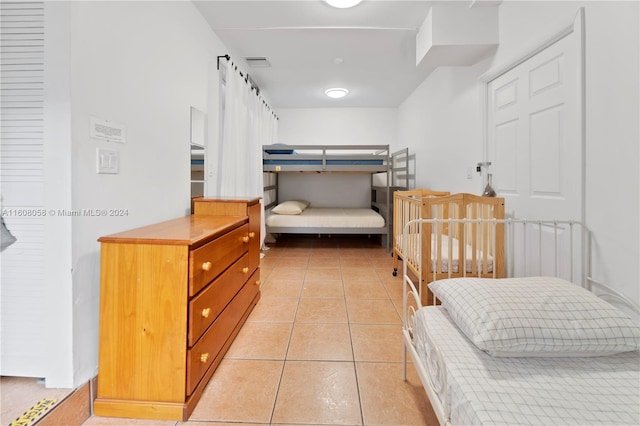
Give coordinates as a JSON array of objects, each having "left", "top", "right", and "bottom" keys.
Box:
[
  {"left": 413, "top": 306, "right": 640, "bottom": 425},
  {"left": 396, "top": 234, "right": 494, "bottom": 273},
  {"left": 266, "top": 207, "right": 385, "bottom": 228}
]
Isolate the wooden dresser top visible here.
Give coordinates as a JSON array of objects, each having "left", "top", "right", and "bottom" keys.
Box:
[
  {"left": 98, "top": 215, "right": 247, "bottom": 247},
  {"left": 192, "top": 196, "right": 261, "bottom": 205}
]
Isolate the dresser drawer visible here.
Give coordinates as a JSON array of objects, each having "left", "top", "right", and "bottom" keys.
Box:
[
  {"left": 189, "top": 224, "right": 249, "bottom": 295},
  {"left": 186, "top": 269, "right": 260, "bottom": 395},
  {"left": 188, "top": 253, "right": 252, "bottom": 346}
]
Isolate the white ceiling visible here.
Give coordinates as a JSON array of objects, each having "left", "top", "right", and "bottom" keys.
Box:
[{"left": 194, "top": 1, "right": 482, "bottom": 109}]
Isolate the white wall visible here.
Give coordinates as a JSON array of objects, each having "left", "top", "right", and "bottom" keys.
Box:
[
  {"left": 277, "top": 108, "right": 396, "bottom": 147},
  {"left": 278, "top": 174, "right": 373, "bottom": 208},
  {"left": 397, "top": 66, "right": 485, "bottom": 194},
  {"left": 38, "top": 0, "right": 229, "bottom": 388},
  {"left": 43, "top": 1, "right": 74, "bottom": 387},
  {"left": 275, "top": 108, "right": 397, "bottom": 205},
  {"left": 397, "top": 1, "right": 639, "bottom": 304}
]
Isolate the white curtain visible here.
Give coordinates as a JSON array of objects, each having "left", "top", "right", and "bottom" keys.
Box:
[{"left": 218, "top": 61, "right": 278, "bottom": 249}]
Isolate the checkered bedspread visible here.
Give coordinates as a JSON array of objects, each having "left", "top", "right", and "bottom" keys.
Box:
[{"left": 414, "top": 306, "right": 640, "bottom": 425}]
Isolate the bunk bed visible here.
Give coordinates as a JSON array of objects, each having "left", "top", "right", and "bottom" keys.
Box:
[
  {"left": 393, "top": 192, "right": 505, "bottom": 304},
  {"left": 263, "top": 144, "right": 408, "bottom": 251},
  {"left": 401, "top": 219, "right": 640, "bottom": 426}
]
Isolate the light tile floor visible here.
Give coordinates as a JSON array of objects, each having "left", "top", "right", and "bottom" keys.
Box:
[
  {"left": 12, "top": 234, "right": 437, "bottom": 426},
  {"left": 0, "top": 377, "right": 73, "bottom": 425}
]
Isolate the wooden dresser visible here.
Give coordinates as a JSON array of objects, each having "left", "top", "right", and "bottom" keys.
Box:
[
  {"left": 191, "top": 196, "right": 261, "bottom": 274},
  {"left": 94, "top": 198, "right": 261, "bottom": 421}
]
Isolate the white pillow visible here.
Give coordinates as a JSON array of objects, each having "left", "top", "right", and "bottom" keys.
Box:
[
  {"left": 271, "top": 200, "right": 310, "bottom": 215},
  {"left": 429, "top": 276, "right": 640, "bottom": 357}
]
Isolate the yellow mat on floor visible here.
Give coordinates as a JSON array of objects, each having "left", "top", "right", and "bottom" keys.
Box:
[{"left": 8, "top": 398, "right": 57, "bottom": 426}]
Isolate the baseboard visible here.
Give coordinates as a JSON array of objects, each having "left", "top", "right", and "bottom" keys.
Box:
[{"left": 36, "top": 377, "right": 96, "bottom": 426}]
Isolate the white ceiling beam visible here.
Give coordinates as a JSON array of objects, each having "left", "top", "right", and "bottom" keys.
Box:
[{"left": 416, "top": 5, "right": 499, "bottom": 68}]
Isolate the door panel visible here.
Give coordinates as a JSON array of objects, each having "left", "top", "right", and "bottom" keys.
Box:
[
  {"left": 530, "top": 105, "right": 562, "bottom": 197},
  {"left": 530, "top": 54, "right": 563, "bottom": 96},
  {"left": 494, "top": 78, "right": 518, "bottom": 110},
  {"left": 487, "top": 31, "right": 581, "bottom": 221},
  {"left": 494, "top": 119, "right": 519, "bottom": 194}
]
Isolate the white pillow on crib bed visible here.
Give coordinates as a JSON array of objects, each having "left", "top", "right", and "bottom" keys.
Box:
[
  {"left": 271, "top": 200, "right": 310, "bottom": 215},
  {"left": 429, "top": 276, "right": 640, "bottom": 357}
]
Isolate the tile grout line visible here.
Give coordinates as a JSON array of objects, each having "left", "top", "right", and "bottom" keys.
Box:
[
  {"left": 345, "top": 245, "right": 372, "bottom": 426},
  {"left": 342, "top": 251, "right": 367, "bottom": 426},
  {"left": 267, "top": 249, "right": 307, "bottom": 426},
  {"left": 263, "top": 239, "right": 400, "bottom": 426}
]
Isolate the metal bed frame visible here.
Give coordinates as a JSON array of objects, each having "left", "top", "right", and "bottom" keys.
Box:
[
  {"left": 262, "top": 144, "right": 409, "bottom": 251},
  {"left": 401, "top": 218, "right": 640, "bottom": 425}
]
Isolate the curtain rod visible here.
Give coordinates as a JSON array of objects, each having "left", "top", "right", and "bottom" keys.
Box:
[
  {"left": 216, "top": 54, "right": 230, "bottom": 70},
  {"left": 217, "top": 54, "right": 278, "bottom": 120}
]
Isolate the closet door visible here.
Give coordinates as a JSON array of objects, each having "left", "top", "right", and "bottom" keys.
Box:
[
  {"left": 0, "top": 1, "right": 48, "bottom": 377},
  {"left": 487, "top": 24, "right": 583, "bottom": 222},
  {"left": 486, "top": 14, "right": 584, "bottom": 279}
]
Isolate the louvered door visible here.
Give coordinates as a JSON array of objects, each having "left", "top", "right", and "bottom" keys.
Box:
[{"left": 0, "top": 1, "right": 47, "bottom": 377}]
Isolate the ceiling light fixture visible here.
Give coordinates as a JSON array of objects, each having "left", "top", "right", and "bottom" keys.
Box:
[
  {"left": 325, "top": 88, "right": 349, "bottom": 98},
  {"left": 324, "top": 0, "right": 363, "bottom": 9}
]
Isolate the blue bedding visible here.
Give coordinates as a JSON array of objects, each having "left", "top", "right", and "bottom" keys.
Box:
[
  {"left": 263, "top": 159, "right": 383, "bottom": 165},
  {"left": 263, "top": 144, "right": 388, "bottom": 167}
]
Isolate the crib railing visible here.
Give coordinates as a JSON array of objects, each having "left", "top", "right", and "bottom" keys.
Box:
[{"left": 392, "top": 189, "right": 450, "bottom": 266}]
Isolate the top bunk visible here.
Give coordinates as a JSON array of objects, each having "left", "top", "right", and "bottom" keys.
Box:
[{"left": 263, "top": 144, "right": 393, "bottom": 173}]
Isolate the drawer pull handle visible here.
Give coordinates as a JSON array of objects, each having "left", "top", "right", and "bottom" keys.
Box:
[
  {"left": 242, "top": 267, "right": 249, "bottom": 274},
  {"left": 201, "top": 308, "right": 211, "bottom": 318},
  {"left": 242, "top": 236, "right": 250, "bottom": 243},
  {"left": 249, "top": 232, "right": 255, "bottom": 238},
  {"left": 255, "top": 280, "right": 261, "bottom": 286},
  {"left": 200, "top": 353, "right": 209, "bottom": 363},
  {"left": 202, "top": 261, "right": 212, "bottom": 271}
]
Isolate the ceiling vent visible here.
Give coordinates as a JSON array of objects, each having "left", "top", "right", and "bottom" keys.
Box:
[{"left": 245, "top": 57, "right": 271, "bottom": 68}]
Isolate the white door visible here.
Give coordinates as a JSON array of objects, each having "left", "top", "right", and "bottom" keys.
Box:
[
  {"left": 486, "top": 17, "right": 584, "bottom": 280},
  {"left": 0, "top": 0, "right": 60, "bottom": 381},
  {"left": 487, "top": 30, "right": 582, "bottom": 221}
]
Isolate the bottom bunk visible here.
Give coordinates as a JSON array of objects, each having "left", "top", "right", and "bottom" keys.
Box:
[
  {"left": 266, "top": 206, "right": 386, "bottom": 235},
  {"left": 265, "top": 200, "right": 388, "bottom": 246},
  {"left": 401, "top": 219, "right": 640, "bottom": 425}
]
